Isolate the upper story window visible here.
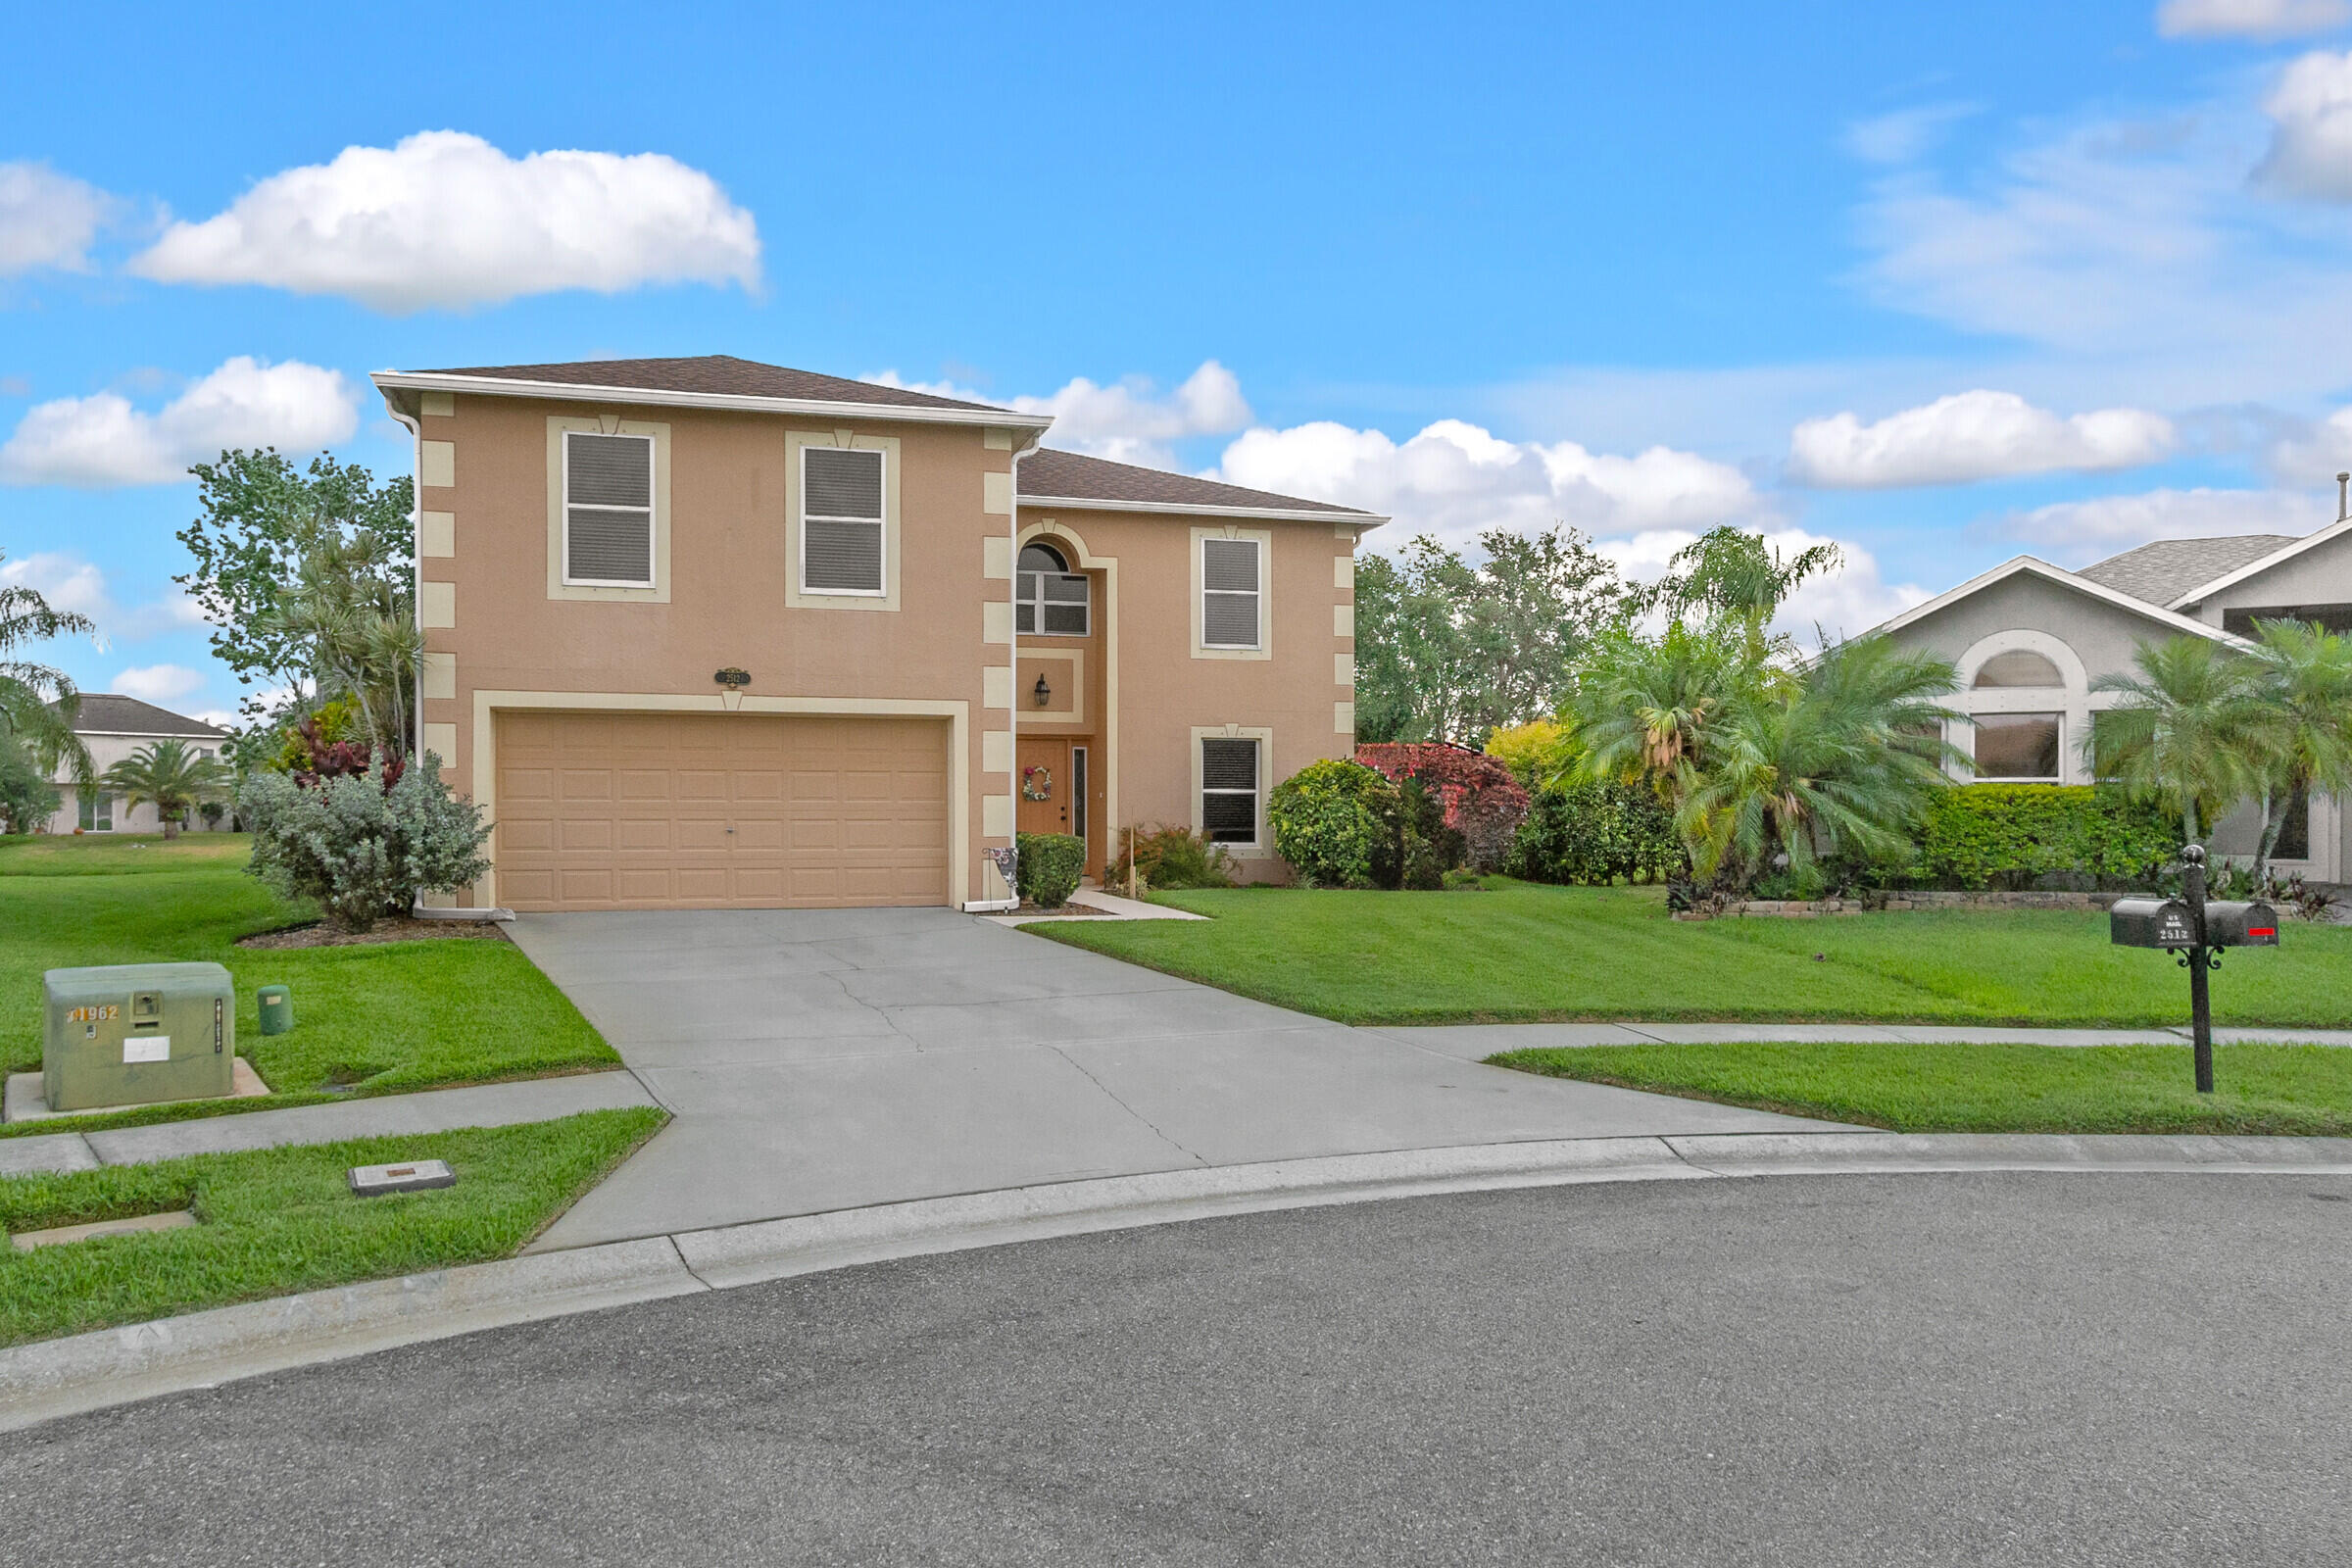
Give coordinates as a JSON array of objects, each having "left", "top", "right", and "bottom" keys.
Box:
[
  {"left": 563, "top": 432, "right": 656, "bottom": 587},
  {"left": 802, "top": 447, "right": 886, "bottom": 595},
  {"left": 1200, "top": 537, "right": 1262, "bottom": 649},
  {"left": 1017, "top": 543, "right": 1090, "bottom": 636},
  {"left": 1972, "top": 650, "right": 2063, "bottom": 688}
]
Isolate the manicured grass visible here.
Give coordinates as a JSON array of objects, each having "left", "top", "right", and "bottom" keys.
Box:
[
  {"left": 0, "top": 832, "right": 254, "bottom": 875},
  {"left": 1029, "top": 880, "right": 2352, "bottom": 1027},
  {"left": 0, "top": 836, "right": 619, "bottom": 1137},
  {"left": 1494, "top": 1041, "right": 2352, "bottom": 1137},
  {"left": 0, "top": 1107, "right": 664, "bottom": 1347}
]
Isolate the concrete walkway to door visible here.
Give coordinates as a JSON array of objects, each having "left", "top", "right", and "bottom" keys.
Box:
[{"left": 512, "top": 908, "right": 1837, "bottom": 1251}]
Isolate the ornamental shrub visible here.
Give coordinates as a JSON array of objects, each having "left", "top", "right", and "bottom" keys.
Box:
[
  {"left": 1105, "top": 825, "right": 1233, "bottom": 892},
  {"left": 1505, "top": 779, "right": 1684, "bottom": 886},
  {"left": 1354, "top": 743, "right": 1531, "bottom": 872},
  {"left": 1918, "top": 785, "right": 2178, "bottom": 891},
  {"left": 1396, "top": 775, "right": 1454, "bottom": 890},
  {"left": 1268, "top": 759, "right": 1402, "bottom": 888},
  {"left": 240, "top": 753, "right": 493, "bottom": 930},
  {"left": 1014, "top": 831, "right": 1086, "bottom": 907}
]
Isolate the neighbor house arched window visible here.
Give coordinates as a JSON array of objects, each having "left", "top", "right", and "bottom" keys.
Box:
[{"left": 1017, "top": 543, "right": 1090, "bottom": 636}]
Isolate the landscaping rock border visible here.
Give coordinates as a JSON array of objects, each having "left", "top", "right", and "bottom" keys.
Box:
[{"left": 1675, "top": 890, "right": 2125, "bottom": 920}]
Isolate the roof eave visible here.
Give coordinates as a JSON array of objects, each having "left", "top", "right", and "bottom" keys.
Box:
[
  {"left": 2165, "top": 514, "right": 2352, "bottom": 612},
  {"left": 1861, "top": 555, "right": 2254, "bottom": 649},
  {"left": 369, "top": 370, "right": 1055, "bottom": 430},
  {"left": 1020, "top": 493, "right": 1386, "bottom": 526}
]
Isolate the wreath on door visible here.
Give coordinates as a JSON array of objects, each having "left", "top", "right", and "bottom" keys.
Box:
[{"left": 1020, "top": 765, "right": 1054, "bottom": 802}]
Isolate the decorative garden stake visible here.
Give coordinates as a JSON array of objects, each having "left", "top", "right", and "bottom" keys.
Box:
[{"left": 2107, "top": 845, "right": 2278, "bottom": 1095}]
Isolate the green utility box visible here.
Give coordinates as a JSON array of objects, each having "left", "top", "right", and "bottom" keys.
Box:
[{"left": 43, "top": 962, "right": 235, "bottom": 1113}]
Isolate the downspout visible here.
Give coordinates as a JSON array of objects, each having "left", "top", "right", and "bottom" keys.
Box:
[
  {"left": 968, "top": 433, "right": 1037, "bottom": 912},
  {"left": 385, "top": 394, "right": 425, "bottom": 762}
]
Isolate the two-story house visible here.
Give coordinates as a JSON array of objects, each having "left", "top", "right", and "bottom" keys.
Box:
[
  {"left": 369, "top": 356, "right": 1382, "bottom": 912},
  {"left": 40, "top": 694, "right": 230, "bottom": 835}
]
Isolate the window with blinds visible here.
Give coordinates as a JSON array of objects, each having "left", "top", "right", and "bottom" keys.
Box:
[
  {"left": 564, "top": 431, "right": 655, "bottom": 585},
  {"left": 1016, "top": 542, "right": 1090, "bottom": 635},
  {"left": 803, "top": 446, "right": 886, "bottom": 594},
  {"left": 1201, "top": 537, "right": 1260, "bottom": 648},
  {"left": 1200, "top": 737, "right": 1259, "bottom": 844}
]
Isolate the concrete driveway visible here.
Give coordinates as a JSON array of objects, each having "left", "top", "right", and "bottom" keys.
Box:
[{"left": 511, "top": 908, "right": 1830, "bottom": 1250}]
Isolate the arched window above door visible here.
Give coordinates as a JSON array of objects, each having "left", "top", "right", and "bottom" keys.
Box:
[
  {"left": 1972, "top": 649, "right": 2064, "bottom": 688},
  {"left": 1017, "top": 541, "right": 1090, "bottom": 636}
]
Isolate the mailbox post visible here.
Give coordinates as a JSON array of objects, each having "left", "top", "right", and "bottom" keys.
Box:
[{"left": 2107, "top": 845, "right": 2278, "bottom": 1095}]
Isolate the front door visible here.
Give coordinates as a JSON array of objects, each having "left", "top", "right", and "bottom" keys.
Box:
[{"left": 1016, "top": 736, "right": 1072, "bottom": 839}]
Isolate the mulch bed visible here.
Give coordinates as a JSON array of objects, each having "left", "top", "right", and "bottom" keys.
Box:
[{"left": 236, "top": 917, "right": 514, "bottom": 950}]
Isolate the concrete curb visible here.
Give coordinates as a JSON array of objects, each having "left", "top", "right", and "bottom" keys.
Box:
[{"left": 6, "top": 1130, "right": 2350, "bottom": 1434}]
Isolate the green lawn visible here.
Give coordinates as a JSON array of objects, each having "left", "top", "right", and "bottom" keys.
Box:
[
  {"left": 0, "top": 835, "right": 620, "bottom": 1137},
  {"left": 1030, "top": 880, "right": 2352, "bottom": 1027},
  {"left": 1494, "top": 1041, "right": 2352, "bottom": 1137},
  {"left": 0, "top": 1107, "right": 664, "bottom": 1346}
]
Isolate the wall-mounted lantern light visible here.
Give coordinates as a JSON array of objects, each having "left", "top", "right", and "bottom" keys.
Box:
[{"left": 1033, "top": 672, "right": 1053, "bottom": 708}]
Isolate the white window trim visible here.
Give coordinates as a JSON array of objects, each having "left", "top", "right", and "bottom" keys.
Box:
[
  {"left": 1191, "top": 724, "right": 1273, "bottom": 855},
  {"left": 1965, "top": 710, "right": 2068, "bottom": 784},
  {"left": 1016, "top": 546, "right": 1092, "bottom": 637},
  {"left": 799, "top": 444, "right": 888, "bottom": 599},
  {"left": 1191, "top": 526, "right": 1273, "bottom": 661},
  {"left": 544, "top": 415, "right": 671, "bottom": 604},
  {"left": 561, "top": 430, "right": 658, "bottom": 588},
  {"left": 785, "top": 430, "right": 903, "bottom": 612},
  {"left": 1950, "top": 629, "right": 2092, "bottom": 786}
]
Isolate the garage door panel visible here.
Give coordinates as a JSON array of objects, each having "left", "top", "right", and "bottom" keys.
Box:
[{"left": 496, "top": 710, "right": 950, "bottom": 911}]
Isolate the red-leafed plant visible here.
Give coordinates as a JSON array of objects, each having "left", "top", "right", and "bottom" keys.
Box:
[
  {"left": 1354, "top": 742, "right": 1531, "bottom": 872},
  {"left": 289, "top": 710, "right": 406, "bottom": 792}
]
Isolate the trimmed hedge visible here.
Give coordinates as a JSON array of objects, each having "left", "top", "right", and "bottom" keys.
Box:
[
  {"left": 1268, "top": 760, "right": 1402, "bottom": 889},
  {"left": 1015, "top": 832, "right": 1086, "bottom": 907},
  {"left": 1919, "top": 785, "right": 2178, "bottom": 891},
  {"left": 1506, "top": 780, "right": 1683, "bottom": 886}
]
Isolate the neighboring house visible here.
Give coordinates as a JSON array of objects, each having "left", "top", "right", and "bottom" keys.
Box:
[
  {"left": 368, "top": 356, "right": 1383, "bottom": 912},
  {"left": 1863, "top": 507, "right": 2352, "bottom": 881},
  {"left": 42, "top": 694, "right": 230, "bottom": 835}
]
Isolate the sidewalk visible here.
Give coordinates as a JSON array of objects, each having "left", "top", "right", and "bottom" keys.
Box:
[{"left": 0, "top": 1071, "right": 658, "bottom": 1177}]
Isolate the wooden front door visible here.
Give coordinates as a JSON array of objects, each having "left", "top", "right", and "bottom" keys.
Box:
[{"left": 1016, "top": 736, "right": 1072, "bottom": 839}]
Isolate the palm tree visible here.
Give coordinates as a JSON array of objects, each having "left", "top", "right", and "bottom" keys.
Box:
[
  {"left": 1572, "top": 619, "right": 1760, "bottom": 799},
  {"left": 1675, "top": 636, "right": 1960, "bottom": 887},
  {"left": 1, "top": 552, "right": 96, "bottom": 791},
  {"left": 100, "top": 739, "right": 230, "bottom": 840},
  {"left": 2243, "top": 618, "right": 2352, "bottom": 880},
  {"left": 263, "top": 527, "right": 420, "bottom": 759},
  {"left": 2090, "top": 637, "right": 2264, "bottom": 847}
]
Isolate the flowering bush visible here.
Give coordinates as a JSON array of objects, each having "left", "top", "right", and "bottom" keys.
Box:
[
  {"left": 1353, "top": 743, "right": 1531, "bottom": 872},
  {"left": 1268, "top": 760, "right": 1402, "bottom": 888},
  {"left": 1105, "top": 826, "right": 1233, "bottom": 892},
  {"left": 241, "top": 753, "right": 491, "bottom": 930}
]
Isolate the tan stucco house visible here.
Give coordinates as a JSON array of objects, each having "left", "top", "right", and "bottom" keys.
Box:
[
  {"left": 1864, "top": 509, "right": 2352, "bottom": 882},
  {"left": 369, "top": 356, "right": 1383, "bottom": 912},
  {"left": 41, "top": 694, "right": 230, "bottom": 836}
]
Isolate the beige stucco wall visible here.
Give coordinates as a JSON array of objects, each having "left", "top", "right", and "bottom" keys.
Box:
[
  {"left": 1018, "top": 508, "right": 1358, "bottom": 881},
  {"left": 42, "top": 731, "right": 231, "bottom": 835},
  {"left": 409, "top": 392, "right": 1014, "bottom": 906}
]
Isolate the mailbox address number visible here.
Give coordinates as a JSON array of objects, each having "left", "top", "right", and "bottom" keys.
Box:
[{"left": 65, "top": 1004, "right": 121, "bottom": 1023}]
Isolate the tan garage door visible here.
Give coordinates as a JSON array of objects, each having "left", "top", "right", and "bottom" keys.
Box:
[{"left": 493, "top": 710, "right": 951, "bottom": 911}]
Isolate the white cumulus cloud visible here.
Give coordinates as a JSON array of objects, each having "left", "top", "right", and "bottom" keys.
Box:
[
  {"left": 0, "top": 551, "right": 207, "bottom": 641},
  {"left": 2160, "top": 0, "right": 2352, "bottom": 39},
  {"left": 0, "top": 357, "right": 357, "bottom": 487},
  {"left": 1215, "top": 417, "right": 1758, "bottom": 545},
  {"left": 868, "top": 361, "right": 1252, "bottom": 468},
  {"left": 2258, "top": 49, "right": 2352, "bottom": 200},
  {"left": 127, "top": 130, "right": 760, "bottom": 312},
  {"left": 1996, "top": 486, "right": 2325, "bottom": 564},
  {"left": 1788, "top": 390, "right": 2176, "bottom": 488},
  {"left": 113, "top": 663, "right": 205, "bottom": 705},
  {"left": 0, "top": 162, "right": 112, "bottom": 276}
]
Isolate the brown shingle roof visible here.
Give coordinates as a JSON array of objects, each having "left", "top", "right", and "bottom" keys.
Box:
[
  {"left": 56, "top": 695, "right": 228, "bottom": 738},
  {"left": 2076, "top": 535, "right": 2298, "bottom": 607},
  {"left": 411, "top": 355, "right": 1013, "bottom": 415},
  {"left": 1020, "top": 447, "right": 1379, "bottom": 517}
]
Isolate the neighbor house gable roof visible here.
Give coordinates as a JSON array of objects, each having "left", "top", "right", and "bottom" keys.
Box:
[
  {"left": 1018, "top": 447, "right": 1385, "bottom": 524},
  {"left": 2164, "top": 514, "right": 2352, "bottom": 611},
  {"left": 371, "top": 355, "right": 1054, "bottom": 429},
  {"left": 1862, "top": 556, "right": 2253, "bottom": 650},
  {"left": 2077, "top": 535, "right": 2296, "bottom": 608},
  {"left": 55, "top": 694, "right": 228, "bottom": 739}
]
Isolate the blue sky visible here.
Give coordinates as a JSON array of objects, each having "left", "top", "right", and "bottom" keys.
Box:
[{"left": 10, "top": 0, "right": 2352, "bottom": 721}]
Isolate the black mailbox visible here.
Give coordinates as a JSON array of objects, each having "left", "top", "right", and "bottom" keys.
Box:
[
  {"left": 2111, "top": 897, "right": 2198, "bottom": 949},
  {"left": 2203, "top": 900, "right": 2279, "bottom": 948}
]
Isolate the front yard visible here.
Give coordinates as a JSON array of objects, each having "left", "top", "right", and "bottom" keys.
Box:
[
  {"left": 1031, "top": 880, "right": 2352, "bottom": 1028},
  {"left": 0, "top": 834, "right": 619, "bottom": 1136}
]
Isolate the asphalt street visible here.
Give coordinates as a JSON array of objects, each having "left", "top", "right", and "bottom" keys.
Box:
[{"left": 5, "top": 1171, "right": 2348, "bottom": 1566}]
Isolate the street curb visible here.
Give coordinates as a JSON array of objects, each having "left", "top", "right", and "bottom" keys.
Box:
[{"left": 6, "top": 1131, "right": 2350, "bottom": 1434}]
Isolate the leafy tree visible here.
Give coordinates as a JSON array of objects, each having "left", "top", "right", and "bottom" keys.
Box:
[
  {"left": 1351, "top": 526, "right": 1625, "bottom": 745},
  {"left": 175, "top": 450, "right": 415, "bottom": 726},
  {"left": 0, "top": 733, "right": 61, "bottom": 834},
  {"left": 2090, "top": 638, "right": 2265, "bottom": 847},
  {"left": 1647, "top": 525, "right": 1841, "bottom": 623},
  {"left": 99, "top": 739, "right": 231, "bottom": 840},
  {"left": 2243, "top": 618, "right": 2352, "bottom": 881},
  {"left": 0, "top": 552, "right": 96, "bottom": 789},
  {"left": 263, "top": 525, "right": 422, "bottom": 757}
]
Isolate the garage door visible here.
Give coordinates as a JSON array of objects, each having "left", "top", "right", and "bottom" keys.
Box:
[{"left": 493, "top": 710, "right": 951, "bottom": 911}]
